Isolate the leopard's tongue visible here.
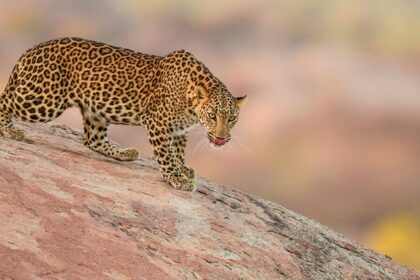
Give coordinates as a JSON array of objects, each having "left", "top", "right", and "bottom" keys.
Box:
[{"left": 213, "top": 138, "right": 227, "bottom": 146}]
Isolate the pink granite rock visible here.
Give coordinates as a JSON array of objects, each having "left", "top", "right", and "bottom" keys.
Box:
[{"left": 0, "top": 122, "right": 418, "bottom": 280}]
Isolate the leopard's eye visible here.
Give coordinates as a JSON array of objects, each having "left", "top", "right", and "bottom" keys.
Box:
[
  {"left": 228, "top": 116, "right": 237, "bottom": 122},
  {"left": 208, "top": 113, "right": 216, "bottom": 120}
]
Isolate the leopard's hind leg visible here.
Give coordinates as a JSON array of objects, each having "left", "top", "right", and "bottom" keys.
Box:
[
  {"left": 82, "top": 111, "right": 138, "bottom": 161},
  {"left": 0, "top": 95, "right": 25, "bottom": 141}
]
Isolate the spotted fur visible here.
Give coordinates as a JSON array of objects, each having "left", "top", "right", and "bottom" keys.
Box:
[{"left": 0, "top": 38, "right": 246, "bottom": 191}]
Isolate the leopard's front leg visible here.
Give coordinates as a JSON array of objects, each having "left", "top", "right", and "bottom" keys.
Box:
[
  {"left": 172, "top": 134, "right": 195, "bottom": 179},
  {"left": 148, "top": 126, "right": 195, "bottom": 191}
]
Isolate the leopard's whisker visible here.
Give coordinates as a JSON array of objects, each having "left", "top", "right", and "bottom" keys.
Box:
[
  {"left": 191, "top": 131, "right": 206, "bottom": 136},
  {"left": 192, "top": 138, "right": 207, "bottom": 155},
  {"left": 223, "top": 141, "right": 234, "bottom": 154},
  {"left": 230, "top": 137, "right": 252, "bottom": 153}
]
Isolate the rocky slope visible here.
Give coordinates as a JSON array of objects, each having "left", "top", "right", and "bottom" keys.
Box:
[{"left": 0, "top": 122, "right": 418, "bottom": 280}]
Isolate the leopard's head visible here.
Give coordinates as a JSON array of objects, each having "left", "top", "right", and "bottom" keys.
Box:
[{"left": 192, "top": 86, "right": 247, "bottom": 147}]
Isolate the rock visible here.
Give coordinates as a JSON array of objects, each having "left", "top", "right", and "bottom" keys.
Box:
[{"left": 0, "top": 122, "right": 418, "bottom": 280}]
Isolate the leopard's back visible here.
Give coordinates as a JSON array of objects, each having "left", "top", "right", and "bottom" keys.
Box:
[{"left": 2, "top": 37, "right": 161, "bottom": 124}]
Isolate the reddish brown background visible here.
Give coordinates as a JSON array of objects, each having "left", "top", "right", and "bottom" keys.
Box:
[{"left": 0, "top": 0, "right": 419, "bottom": 269}]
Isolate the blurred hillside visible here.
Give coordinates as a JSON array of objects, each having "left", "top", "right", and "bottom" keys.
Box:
[{"left": 0, "top": 0, "right": 419, "bottom": 269}]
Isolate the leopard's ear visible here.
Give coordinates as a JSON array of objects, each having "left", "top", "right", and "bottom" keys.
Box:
[
  {"left": 236, "top": 95, "right": 247, "bottom": 109},
  {"left": 193, "top": 86, "right": 209, "bottom": 102}
]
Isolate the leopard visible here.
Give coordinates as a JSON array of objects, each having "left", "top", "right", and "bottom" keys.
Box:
[{"left": 0, "top": 38, "right": 247, "bottom": 191}]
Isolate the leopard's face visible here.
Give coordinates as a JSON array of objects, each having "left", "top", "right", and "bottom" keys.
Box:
[{"left": 193, "top": 87, "right": 247, "bottom": 147}]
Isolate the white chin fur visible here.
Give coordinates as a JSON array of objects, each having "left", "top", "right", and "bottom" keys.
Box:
[{"left": 209, "top": 142, "right": 225, "bottom": 150}]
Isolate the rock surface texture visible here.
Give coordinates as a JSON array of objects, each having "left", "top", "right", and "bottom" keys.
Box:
[{"left": 0, "top": 122, "right": 418, "bottom": 280}]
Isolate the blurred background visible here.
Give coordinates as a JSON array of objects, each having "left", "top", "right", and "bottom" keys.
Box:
[{"left": 0, "top": 0, "right": 419, "bottom": 269}]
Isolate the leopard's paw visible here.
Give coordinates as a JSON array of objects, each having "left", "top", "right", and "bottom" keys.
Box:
[
  {"left": 119, "top": 148, "right": 139, "bottom": 161},
  {"left": 1, "top": 127, "right": 25, "bottom": 141},
  {"left": 167, "top": 174, "right": 196, "bottom": 191},
  {"left": 180, "top": 165, "right": 195, "bottom": 179}
]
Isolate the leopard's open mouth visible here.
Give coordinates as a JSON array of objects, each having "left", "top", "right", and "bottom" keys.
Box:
[{"left": 207, "top": 134, "right": 228, "bottom": 147}]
